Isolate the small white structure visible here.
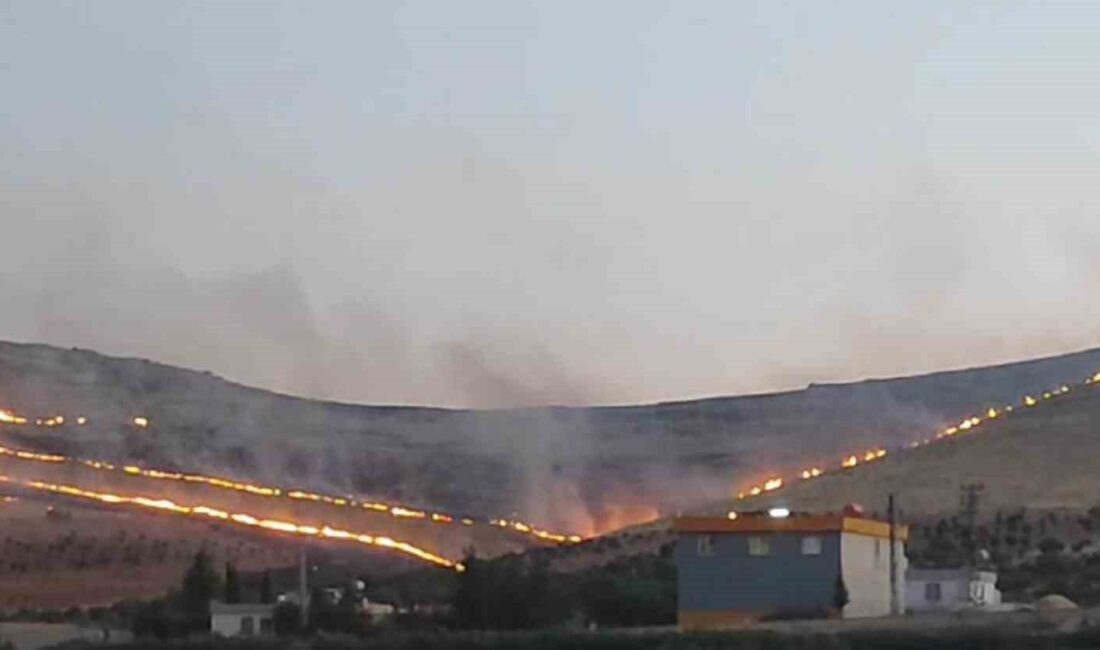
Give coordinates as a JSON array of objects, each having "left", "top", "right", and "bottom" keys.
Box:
[
  {"left": 906, "top": 568, "right": 1000, "bottom": 612},
  {"left": 210, "top": 602, "right": 275, "bottom": 637},
  {"left": 364, "top": 600, "right": 396, "bottom": 618}
]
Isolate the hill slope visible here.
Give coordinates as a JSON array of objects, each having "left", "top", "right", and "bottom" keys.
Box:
[
  {"left": 3, "top": 339, "right": 1100, "bottom": 534},
  {"left": 720, "top": 382, "right": 1100, "bottom": 517}
]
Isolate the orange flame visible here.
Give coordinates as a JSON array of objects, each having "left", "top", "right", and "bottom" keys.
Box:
[
  {"left": 0, "top": 439, "right": 582, "bottom": 546},
  {"left": 0, "top": 475, "right": 464, "bottom": 571}
]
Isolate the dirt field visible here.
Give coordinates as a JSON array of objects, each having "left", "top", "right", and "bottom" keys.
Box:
[{"left": 0, "top": 497, "right": 298, "bottom": 609}]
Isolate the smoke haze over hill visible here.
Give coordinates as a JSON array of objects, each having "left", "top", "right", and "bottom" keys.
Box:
[{"left": 6, "top": 4, "right": 1100, "bottom": 408}]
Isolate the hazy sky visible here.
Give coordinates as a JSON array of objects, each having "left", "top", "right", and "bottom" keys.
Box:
[{"left": 4, "top": 1, "right": 1100, "bottom": 408}]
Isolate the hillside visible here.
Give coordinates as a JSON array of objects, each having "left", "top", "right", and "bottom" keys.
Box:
[
  {"left": 4, "top": 339, "right": 1100, "bottom": 536},
  {"left": 0, "top": 496, "right": 300, "bottom": 609},
  {"left": 717, "top": 380, "right": 1100, "bottom": 518}
]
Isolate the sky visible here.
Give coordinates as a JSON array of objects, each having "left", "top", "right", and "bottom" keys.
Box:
[{"left": 3, "top": 1, "right": 1100, "bottom": 408}]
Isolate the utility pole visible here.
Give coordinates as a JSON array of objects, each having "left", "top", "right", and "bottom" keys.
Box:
[
  {"left": 298, "top": 546, "right": 308, "bottom": 629},
  {"left": 888, "top": 493, "right": 899, "bottom": 616},
  {"left": 960, "top": 483, "right": 984, "bottom": 566}
]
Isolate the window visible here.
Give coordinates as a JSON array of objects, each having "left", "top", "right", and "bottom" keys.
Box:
[
  {"left": 240, "top": 616, "right": 255, "bottom": 636},
  {"left": 925, "top": 582, "right": 942, "bottom": 602},
  {"left": 801, "top": 535, "right": 822, "bottom": 555},
  {"left": 259, "top": 617, "right": 274, "bottom": 634},
  {"left": 874, "top": 538, "right": 882, "bottom": 568},
  {"left": 697, "top": 535, "right": 714, "bottom": 557},
  {"left": 748, "top": 536, "right": 770, "bottom": 556}
]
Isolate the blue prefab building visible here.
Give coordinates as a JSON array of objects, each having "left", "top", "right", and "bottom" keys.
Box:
[{"left": 675, "top": 513, "right": 907, "bottom": 629}]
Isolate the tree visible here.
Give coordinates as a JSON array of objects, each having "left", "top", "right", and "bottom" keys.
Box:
[
  {"left": 272, "top": 602, "right": 301, "bottom": 636},
  {"left": 259, "top": 571, "right": 274, "bottom": 604},
  {"left": 1039, "top": 537, "right": 1065, "bottom": 556},
  {"left": 307, "top": 586, "right": 364, "bottom": 634},
  {"left": 577, "top": 556, "right": 675, "bottom": 627},
  {"left": 307, "top": 587, "right": 332, "bottom": 632},
  {"left": 224, "top": 562, "right": 241, "bottom": 604},
  {"left": 832, "top": 575, "right": 849, "bottom": 612},
  {"left": 180, "top": 549, "right": 220, "bottom": 631},
  {"left": 453, "top": 550, "right": 488, "bottom": 629},
  {"left": 453, "top": 550, "right": 577, "bottom": 630}
]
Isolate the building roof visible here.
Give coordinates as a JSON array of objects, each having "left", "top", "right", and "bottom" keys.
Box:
[
  {"left": 907, "top": 568, "right": 996, "bottom": 582},
  {"left": 675, "top": 514, "right": 908, "bottom": 541},
  {"left": 210, "top": 602, "right": 276, "bottom": 615}
]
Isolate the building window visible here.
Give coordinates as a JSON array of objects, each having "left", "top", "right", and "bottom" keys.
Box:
[
  {"left": 748, "top": 536, "right": 770, "bottom": 556},
  {"left": 697, "top": 535, "right": 714, "bottom": 557},
  {"left": 801, "top": 535, "right": 822, "bottom": 555},
  {"left": 874, "top": 538, "right": 882, "bottom": 567},
  {"left": 240, "top": 616, "right": 255, "bottom": 636},
  {"left": 925, "top": 582, "right": 942, "bottom": 602},
  {"left": 259, "top": 617, "right": 273, "bottom": 634}
]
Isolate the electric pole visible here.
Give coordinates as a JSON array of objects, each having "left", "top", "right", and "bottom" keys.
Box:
[
  {"left": 888, "top": 493, "right": 899, "bottom": 615},
  {"left": 960, "top": 483, "right": 984, "bottom": 565},
  {"left": 298, "top": 545, "right": 308, "bottom": 629}
]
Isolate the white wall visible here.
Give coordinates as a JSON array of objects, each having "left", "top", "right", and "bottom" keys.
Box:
[
  {"left": 211, "top": 613, "right": 271, "bottom": 636},
  {"left": 906, "top": 578, "right": 965, "bottom": 612},
  {"left": 840, "top": 533, "right": 906, "bottom": 618},
  {"left": 211, "top": 614, "right": 246, "bottom": 637},
  {"left": 907, "top": 575, "right": 1001, "bottom": 612}
]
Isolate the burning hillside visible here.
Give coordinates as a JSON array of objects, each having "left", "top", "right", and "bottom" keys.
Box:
[
  {"left": 2, "top": 339, "right": 1100, "bottom": 610},
  {"left": 5, "top": 340, "right": 1100, "bottom": 540},
  {"left": 724, "top": 372, "right": 1100, "bottom": 517}
]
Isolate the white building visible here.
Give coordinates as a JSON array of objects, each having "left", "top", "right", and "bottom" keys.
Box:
[
  {"left": 364, "top": 600, "right": 396, "bottom": 618},
  {"left": 906, "top": 568, "right": 1000, "bottom": 612},
  {"left": 210, "top": 602, "right": 275, "bottom": 637}
]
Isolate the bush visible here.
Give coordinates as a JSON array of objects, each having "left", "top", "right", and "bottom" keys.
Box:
[{"left": 273, "top": 602, "right": 302, "bottom": 636}]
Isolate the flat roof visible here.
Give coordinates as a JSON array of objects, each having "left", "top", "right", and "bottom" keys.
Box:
[
  {"left": 210, "top": 602, "right": 276, "bottom": 615},
  {"left": 675, "top": 515, "right": 908, "bottom": 541},
  {"left": 907, "top": 568, "right": 996, "bottom": 581}
]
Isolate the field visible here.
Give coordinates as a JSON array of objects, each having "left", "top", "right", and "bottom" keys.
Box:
[{"left": 0, "top": 497, "right": 299, "bottom": 609}]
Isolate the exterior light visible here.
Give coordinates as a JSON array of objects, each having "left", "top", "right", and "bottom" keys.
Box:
[
  {"left": 768, "top": 507, "right": 790, "bottom": 519},
  {"left": 726, "top": 511, "right": 738, "bottom": 520}
]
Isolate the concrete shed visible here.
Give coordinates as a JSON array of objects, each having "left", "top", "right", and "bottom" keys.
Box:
[{"left": 210, "top": 602, "right": 275, "bottom": 637}]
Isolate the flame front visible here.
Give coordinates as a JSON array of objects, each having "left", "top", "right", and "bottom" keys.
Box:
[
  {"left": 734, "top": 371, "right": 1100, "bottom": 502},
  {"left": 8, "top": 364, "right": 1100, "bottom": 544},
  {"left": 0, "top": 410, "right": 28, "bottom": 425},
  {"left": 0, "top": 474, "right": 464, "bottom": 571},
  {"left": 0, "top": 442, "right": 581, "bottom": 546}
]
